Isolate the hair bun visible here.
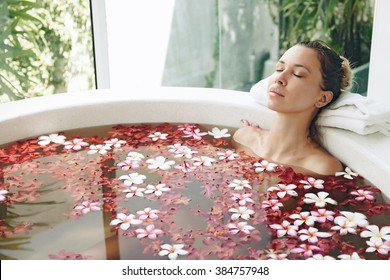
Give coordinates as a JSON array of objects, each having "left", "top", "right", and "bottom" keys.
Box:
[{"left": 340, "top": 56, "right": 353, "bottom": 91}]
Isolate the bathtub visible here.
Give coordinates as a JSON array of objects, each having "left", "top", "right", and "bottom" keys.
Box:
[{"left": 1, "top": 86, "right": 389, "bottom": 201}]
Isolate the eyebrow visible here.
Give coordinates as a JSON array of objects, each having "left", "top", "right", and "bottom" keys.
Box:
[{"left": 278, "top": 60, "right": 311, "bottom": 73}]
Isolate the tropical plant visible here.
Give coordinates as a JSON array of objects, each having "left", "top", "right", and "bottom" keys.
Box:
[{"left": 265, "top": 0, "right": 375, "bottom": 68}]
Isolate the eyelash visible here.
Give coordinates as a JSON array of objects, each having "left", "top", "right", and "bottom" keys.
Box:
[{"left": 275, "top": 69, "right": 302, "bottom": 78}]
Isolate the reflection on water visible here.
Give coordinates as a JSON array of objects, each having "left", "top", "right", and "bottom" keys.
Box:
[{"left": 0, "top": 123, "right": 389, "bottom": 260}]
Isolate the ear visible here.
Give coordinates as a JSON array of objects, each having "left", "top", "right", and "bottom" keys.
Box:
[{"left": 315, "top": 90, "right": 333, "bottom": 108}]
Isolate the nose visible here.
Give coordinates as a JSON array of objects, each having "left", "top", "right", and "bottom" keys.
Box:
[{"left": 276, "top": 73, "right": 287, "bottom": 86}]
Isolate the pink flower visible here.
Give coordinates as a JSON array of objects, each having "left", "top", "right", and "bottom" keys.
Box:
[
  {"left": 291, "top": 243, "right": 322, "bottom": 258},
  {"left": 182, "top": 128, "right": 207, "bottom": 140},
  {"left": 227, "top": 222, "right": 255, "bottom": 235},
  {"left": 74, "top": 200, "right": 101, "bottom": 214},
  {"left": 174, "top": 161, "right": 196, "bottom": 173},
  {"left": 365, "top": 240, "right": 390, "bottom": 255},
  {"left": 270, "top": 220, "right": 298, "bottom": 237},
  {"left": 350, "top": 189, "right": 375, "bottom": 201},
  {"left": 63, "top": 138, "right": 89, "bottom": 150},
  {"left": 299, "top": 177, "right": 324, "bottom": 190},
  {"left": 289, "top": 212, "right": 317, "bottom": 227},
  {"left": 122, "top": 186, "right": 146, "bottom": 198},
  {"left": 144, "top": 184, "right": 171, "bottom": 196},
  {"left": 262, "top": 199, "right": 283, "bottom": 211},
  {"left": 311, "top": 209, "right": 335, "bottom": 223},
  {"left": 117, "top": 159, "right": 140, "bottom": 171},
  {"left": 230, "top": 193, "right": 254, "bottom": 206},
  {"left": 104, "top": 138, "right": 126, "bottom": 148},
  {"left": 298, "top": 227, "right": 332, "bottom": 243},
  {"left": 228, "top": 179, "right": 252, "bottom": 191},
  {"left": 136, "top": 207, "right": 159, "bottom": 220},
  {"left": 267, "top": 183, "right": 298, "bottom": 198},
  {"left": 136, "top": 224, "right": 163, "bottom": 240},
  {"left": 217, "top": 150, "right": 239, "bottom": 160},
  {"left": 110, "top": 213, "right": 142, "bottom": 231}
]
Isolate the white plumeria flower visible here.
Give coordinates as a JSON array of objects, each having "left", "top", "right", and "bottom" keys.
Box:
[
  {"left": 122, "top": 186, "right": 146, "bottom": 198},
  {"left": 228, "top": 179, "right": 252, "bottom": 191},
  {"left": 338, "top": 252, "right": 364, "bottom": 260},
  {"left": 144, "top": 184, "right": 171, "bottom": 196},
  {"left": 365, "top": 240, "right": 390, "bottom": 255},
  {"left": 74, "top": 200, "right": 100, "bottom": 214},
  {"left": 262, "top": 199, "right": 284, "bottom": 211},
  {"left": 230, "top": 193, "right": 255, "bottom": 206},
  {"left": 126, "top": 152, "right": 145, "bottom": 161},
  {"left": 331, "top": 218, "right": 357, "bottom": 235},
  {"left": 303, "top": 192, "right": 337, "bottom": 207},
  {"left": 87, "top": 144, "right": 111, "bottom": 155},
  {"left": 136, "top": 207, "right": 159, "bottom": 220},
  {"left": 270, "top": 220, "right": 298, "bottom": 237},
  {"left": 307, "top": 254, "right": 335, "bottom": 260},
  {"left": 104, "top": 138, "right": 126, "bottom": 148},
  {"left": 173, "top": 146, "right": 198, "bottom": 159},
  {"left": 192, "top": 156, "right": 216, "bottom": 167},
  {"left": 335, "top": 167, "right": 358, "bottom": 179},
  {"left": 148, "top": 132, "right": 168, "bottom": 141},
  {"left": 174, "top": 161, "right": 197, "bottom": 173},
  {"left": 217, "top": 150, "right": 239, "bottom": 160},
  {"left": 208, "top": 127, "right": 231, "bottom": 139},
  {"left": 298, "top": 227, "right": 332, "bottom": 243},
  {"left": 350, "top": 189, "right": 375, "bottom": 201},
  {"left": 299, "top": 177, "right": 324, "bottom": 190},
  {"left": 168, "top": 143, "right": 185, "bottom": 153},
  {"left": 289, "top": 211, "right": 317, "bottom": 227},
  {"left": 135, "top": 224, "right": 163, "bottom": 240},
  {"left": 335, "top": 211, "right": 369, "bottom": 228},
  {"left": 118, "top": 172, "right": 147, "bottom": 186},
  {"left": 227, "top": 222, "right": 255, "bottom": 235},
  {"left": 229, "top": 206, "right": 255, "bottom": 221},
  {"left": 291, "top": 244, "right": 321, "bottom": 258},
  {"left": 117, "top": 159, "right": 140, "bottom": 171},
  {"left": 63, "top": 138, "right": 89, "bottom": 150},
  {"left": 360, "top": 225, "right": 390, "bottom": 243},
  {"left": 311, "top": 209, "right": 335, "bottom": 223},
  {"left": 158, "top": 244, "right": 188, "bottom": 260},
  {"left": 253, "top": 160, "right": 278, "bottom": 172},
  {"left": 267, "top": 184, "right": 298, "bottom": 198},
  {"left": 38, "top": 133, "right": 66, "bottom": 146},
  {"left": 110, "top": 213, "right": 142, "bottom": 231},
  {"left": 146, "top": 156, "right": 175, "bottom": 170},
  {"left": 182, "top": 128, "right": 207, "bottom": 140},
  {"left": 0, "top": 189, "right": 9, "bottom": 202},
  {"left": 266, "top": 250, "right": 289, "bottom": 260}
]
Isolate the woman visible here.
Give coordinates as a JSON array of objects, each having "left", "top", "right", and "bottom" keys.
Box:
[{"left": 232, "top": 40, "right": 352, "bottom": 176}]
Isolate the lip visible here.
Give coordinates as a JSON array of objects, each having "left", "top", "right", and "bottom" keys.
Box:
[{"left": 268, "top": 86, "right": 285, "bottom": 98}]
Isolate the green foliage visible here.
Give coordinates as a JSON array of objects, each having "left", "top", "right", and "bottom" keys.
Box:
[
  {"left": 0, "top": 0, "right": 95, "bottom": 103},
  {"left": 265, "top": 0, "right": 374, "bottom": 67}
]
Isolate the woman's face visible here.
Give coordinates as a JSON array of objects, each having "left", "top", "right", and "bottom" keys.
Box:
[{"left": 267, "top": 45, "right": 331, "bottom": 115}]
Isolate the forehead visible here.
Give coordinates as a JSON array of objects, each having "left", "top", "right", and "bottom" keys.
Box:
[{"left": 280, "top": 45, "right": 321, "bottom": 71}]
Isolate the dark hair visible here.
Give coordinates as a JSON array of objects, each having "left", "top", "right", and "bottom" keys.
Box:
[{"left": 298, "top": 40, "right": 352, "bottom": 143}]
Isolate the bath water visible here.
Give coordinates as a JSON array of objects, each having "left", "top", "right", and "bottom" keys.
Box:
[{"left": 0, "top": 123, "right": 389, "bottom": 260}]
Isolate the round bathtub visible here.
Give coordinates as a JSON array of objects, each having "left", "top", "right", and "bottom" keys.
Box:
[{"left": 1, "top": 86, "right": 389, "bottom": 201}]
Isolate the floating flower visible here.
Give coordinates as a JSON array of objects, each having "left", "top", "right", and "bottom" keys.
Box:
[
  {"left": 289, "top": 211, "right": 316, "bottom": 227},
  {"left": 262, "top": 199, "right": 283, "bottom": 211},
  {"left": 230, "top": 193, "right": 255, "bottom": 206},
  {"left": 173, "top": 146, "right": 198, "bottom": 159},
  {"left": 135, "top": 224, "right": 163, "bottom": 240},
  {"left": 182, "top": 128, "right": 207, "bottom": 140},
  {"left": 360, "top": 225, "right": 390, "bottom": 243},
  {"left": 148, "top": 132, "right": 168, "bottom": 141},
  {"left": 337, "top": 252, "right": 364, "bottom": 260},
  {"left": 365, "top": 240, "right": 390, "bottom": 255},
  {"left": 74, "top": 200, "right": 100, "bottom": 214},
  {"left": 146, "top": 156, "right": 175, "bottom": 170},
  {"left": 87, "top": 144, "right": 111, "bottom": 155},
  {"left": 350, "top": 189, "right": 375, "bottom": 201},
  {"left": 158, "top": 244, "right": 188, "bottom": 260},
  {"left": 298, "top": 227, "right": 332, "bottom": 243},
  {"left": 63, "top": 138, "right": 89, "bottom": 150},
  {"left": 266, "top": 250, "right": 289, "bottom": 260},
  {"left": 307, "top": 254, "right": 335, "bottom": 260},
  {"left": 269, "top": 220, "right": 298, "bottom": 237},
  {"left": 291, "top": 243, "right": 322, "bottom": 258},
  {"left": 208, "top": 127, "right": 231, "bottom": 139},
  {"left": 110, "top": 213, "right": 142, "bottom": 231},
  {"left": 331, "top": 218, "right": 357, "bottom": 235},
  {"left": 229, "top": 206, "right": 255, "bottom": 221},
  {"left": 334, "top": 211, "right": 368, "bottom": 228},
  {"left": 267, "top": 184, "right": 298, "bottom": 198},
  {"left": 303, "top": 192, "right": 337, "bottom": 207},
  {"left": 144, "top": 184, "right": 171, "bottom": 196},
  {"left": 118, "top": 172, "right": 147, "bottom": 186},
  {"left": 253, "top": 160, "right": 278, "bottom": 172},
  {"left": 38, "top": 134, "right": 66, "bottom": 146},
  {"left": 228, "top": 179, "right": 252, "bottom": 191},
  {"left": 136, "top": 207, "right": 159, "bottom": 220},
  {"left": 299, "top": 177, "right": 324, "bottom": 190},
  {"left": 174, "top": 161, "right": 196, "bottom": 173},
  {"left": 192, "top": 156, "right": 216, "bottom": 167},
  {"left": 227, "top": 221, "right": 255, "bottom": 235},
  {"left": 167, "top": 143, "right": 185, "bottom": 153},
  {"left": 104, "top": 138, "right": 126, "bottom": 148},
  {"left": 122, "top": 186, "right": 146, "bottom": 198},
  {"left": 217, "top": 150, "right": 239, "bottom": 160},
  {"left": 0, "top": 189, "right": 9, "bottom": 202},
  {"left": 335, "top": 167, "right": 358, "bottom": 179},
  {"left": 126, "top": 152, "right": 145, "bottom": 161},
  {"left": 117, "top": 159, "right": 140, "bottom": 171},
  {"left": 311, "top": 209, "right": 335, "bottom": 223}
]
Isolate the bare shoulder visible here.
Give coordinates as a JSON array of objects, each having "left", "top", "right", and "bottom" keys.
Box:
[
  {"left": 305, "top": 148, "right": 344, "bottom": 176},
  {"left": 232, "top": 126, "right": 263, "bottom": 147}
]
